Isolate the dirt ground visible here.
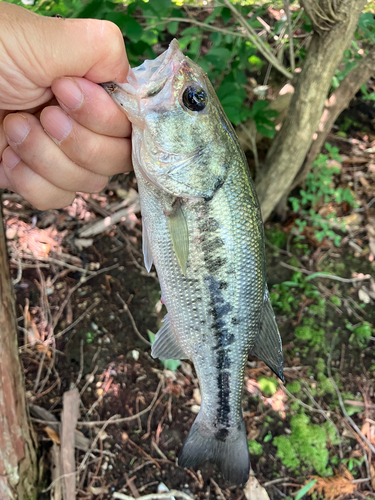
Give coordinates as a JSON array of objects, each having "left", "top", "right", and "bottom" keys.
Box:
[{"left": 4, "top": 121, "right": 375, "bottom": 499}]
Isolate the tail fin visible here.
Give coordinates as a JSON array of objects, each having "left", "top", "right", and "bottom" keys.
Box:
[{"left": 178, "top": 416, "right": 250, "bottom": 486}]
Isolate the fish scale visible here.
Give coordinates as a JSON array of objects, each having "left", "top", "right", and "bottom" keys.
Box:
[{"left": 102, "top": 39, "right": 283, "bottom": 486}]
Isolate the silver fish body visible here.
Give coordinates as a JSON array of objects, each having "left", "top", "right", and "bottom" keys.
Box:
[{"left": 103, "top": 40, "right": 283, "bottom": 486}]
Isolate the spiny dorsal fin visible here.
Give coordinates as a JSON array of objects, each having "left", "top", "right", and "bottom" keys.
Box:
[
  {"left": 151, "top": 314, "right": 187, "bottom": 361},
  {"left": 166, "top": 203, "right": 189, "bottom": 274},
  {"left": 251, "top": 288, "right": 284, "bottom": 381},
  {"left": 142, "top": 220, "right": 153, "bottom": 273}
]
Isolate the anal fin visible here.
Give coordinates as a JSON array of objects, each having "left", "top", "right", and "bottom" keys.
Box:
[
  {"left": 151, "top": 314, "right": 187, "bottom": 361},
  {"left": 251, "top": 288, "right": 284, "bottom": 381}
]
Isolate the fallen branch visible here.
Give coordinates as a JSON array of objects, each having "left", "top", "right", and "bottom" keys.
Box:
[
  {"left": 78, "top": 201, "right": 140, "bottom": 238},
  {"left": 61, "top": 388, "right": 80, "bottom": 500}
]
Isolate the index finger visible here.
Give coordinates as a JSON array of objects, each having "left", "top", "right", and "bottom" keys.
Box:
[{"left": 51, "top": 77, "right": 131, "bottom": 138}]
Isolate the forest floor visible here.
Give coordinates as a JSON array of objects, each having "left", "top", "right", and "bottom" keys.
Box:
[{"left": 3, "top": 104, "right": 375, "bottom": 500}]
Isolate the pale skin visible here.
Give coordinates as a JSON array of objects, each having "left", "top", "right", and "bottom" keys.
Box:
[{"left": 0, "top": 2, "right": 132, "bottom": 210}]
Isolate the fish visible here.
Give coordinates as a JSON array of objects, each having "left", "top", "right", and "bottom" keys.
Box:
[{"left": 102, "top": 39, "right": 283, "bottom": 486}]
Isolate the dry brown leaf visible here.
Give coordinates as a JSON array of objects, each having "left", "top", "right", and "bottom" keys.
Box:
[
  {"left": 36, "top": 344, "right": 52, "bottom": 358},
  {"left": 310, "top": 467, "right": 356, "bottom": 500},
  {"left": 244, "top": 470, "right": 270, "bottom": 500},
  {"left": 370, "top": 464, "right": 375, "bottom": 491},
  {"left": 45, "top": 426, "right": 60, "bottom": 444}
]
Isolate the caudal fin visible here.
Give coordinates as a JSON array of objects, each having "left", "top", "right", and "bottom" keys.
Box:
[{"left": 178, "top": 416, "right": 250, "bottom": 486}]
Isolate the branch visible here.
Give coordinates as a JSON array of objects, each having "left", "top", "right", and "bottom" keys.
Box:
[{"left": 221, "top": 0, "right": 293, "bottom": 79}]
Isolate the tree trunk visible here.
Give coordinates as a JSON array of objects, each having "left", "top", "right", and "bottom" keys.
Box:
[
  {"left": 255, "top": 0, "right": 366, "bottom": 220},
  {"left": 291, "top": 46, "right": 375, "bottom": 189},
  {"left": 0, "top": 194, "right": 38, "bottom": 500}
]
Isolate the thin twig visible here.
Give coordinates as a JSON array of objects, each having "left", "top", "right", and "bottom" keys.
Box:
[
  {"left": 116, "top": 292, "right": 151, "bottom": 346},
  {"left": 284, "top": 0, "right": 295, "bottom": 72},
  {"left": 280, "top": 262, "right": 371, "bottom": 283},
  {"left": 77, "top": 378, "right": 163, "bottom": 427},
  {"left": 327, "top": 340, "right": 375, "bottom": 458},
  {"left": 143, "top": 15, "right": 247, "bottom": 39},
  {"left": 113, "top": 491, "right": 194, "bottom": 500},
  {"left": 54, "top": 299, "right": 101, "bottom": 340},
  {"left": 222, "top": 0, "right": 292, "bottom": 79}
]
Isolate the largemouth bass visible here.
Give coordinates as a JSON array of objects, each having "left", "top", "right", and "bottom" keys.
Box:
[{"left": 103, "top": 39, "right": 283, "bottom": 486}]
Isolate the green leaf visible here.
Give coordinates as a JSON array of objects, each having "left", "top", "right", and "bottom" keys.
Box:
[
  {"left": 295, "top": 479, "right": 317, "bottom": 500},
  {"left": 210, "top": 32, "right": 223, "bottom": 46},
  {"left": 180, "top": 26, "right": 200, "bottom": 36},
  {"left": 76, "top": 0, "right": 106, "bottom": 18},
  {"left": 168, "top": 21, "right": 179, "bottom": 35},
  {"left": 221, "top": 7, "right": 231, "bottom": 25},
  {"left": 208, "top": 47, "right": 232, "bottom": 61},
  {"left": 123, "top": 15, "right": 143, "bottom": 43},
  {"left": 188, "top": 37, "right": 201, "bottom": 57},
  {"left": 256, "top": 123, "right": 275, "bottom": 138},
  {"left": 147, "top": 330, "right": 156, "bottom": 343}
]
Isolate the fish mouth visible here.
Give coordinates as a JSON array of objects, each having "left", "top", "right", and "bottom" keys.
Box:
[{"left": 102, "top": 39, "right": 185, "bottom": 99}]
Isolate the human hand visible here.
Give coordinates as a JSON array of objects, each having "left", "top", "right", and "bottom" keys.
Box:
[{"left": 0, "top": 2, "right": 132, "bottom": 210}]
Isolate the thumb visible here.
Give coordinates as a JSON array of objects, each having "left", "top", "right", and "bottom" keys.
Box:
[{"left": 2, "top": 3, "right": 128, "bottom": 108}]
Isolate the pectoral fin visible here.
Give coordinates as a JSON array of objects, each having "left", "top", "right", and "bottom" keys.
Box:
[
  {"left": 151, "top": 314, "right": 187, "bottom": 360},
  {"left": 166, "top": 204, "right": 189, "bottom": 274},
  {"left": 142, "top": 221, "right": 153, "bottom": 273},
  {"left": 252, "top": 289, "right": 284, "bottom": 381}
]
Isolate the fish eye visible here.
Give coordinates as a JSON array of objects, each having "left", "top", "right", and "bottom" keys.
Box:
[{"left": 182, "top": 86, "right": 207, "bottom": 112}]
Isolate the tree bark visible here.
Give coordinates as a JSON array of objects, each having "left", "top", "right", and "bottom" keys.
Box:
[
  {"left": 0, "top": 195, "right": 38, "bottom": 500},
  {"left": 255, "top": 0, "right": 367, "bottom": 220}
]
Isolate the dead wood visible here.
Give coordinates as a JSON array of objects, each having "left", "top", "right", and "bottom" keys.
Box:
[
  {"left": 0, "top": 193, "right": 38, "bottom": 499},
  {"left": 60, "top": 388, "right": 80, "bottom": 500}
]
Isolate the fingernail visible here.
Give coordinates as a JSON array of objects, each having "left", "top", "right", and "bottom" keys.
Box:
[
  {"left": 2, "top": 148, "right": 21, "bottom": 170},
  {"left": 53, "top": 78, "right": 83, "bottom": 110},
  {"left": 42, "top": 107, "right": 72, "bottom": 142},
  {"left": 4, "top": 114, "right": 31, "bottom": 144}
]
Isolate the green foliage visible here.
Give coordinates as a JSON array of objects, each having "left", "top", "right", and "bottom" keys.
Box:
[
  {"left": 273, "top": 413, "right": 339, "bottom": 476},
  {"left": 258, "top": 376, "right": 278, "bottom": 396},
  {"left": 147, "top": 330, "right": 181, "bottom": 371},
  {"left": 248, "top": 439, "right": 263, "bottom": 455},
  {"left": 289, "top": 144, "right": 355, "bottom": 247},
  {"left": 295, "top": 318, "right": 326, "bottom": 353},
  {"left": 346, "top": 321, "right": 374, "bottom": 346},
  {"left": 270, "top": 271, "right": 321, "bottom": 316},
  {"left": 265, "top": 227, "right": 287, "bottom": 249}
]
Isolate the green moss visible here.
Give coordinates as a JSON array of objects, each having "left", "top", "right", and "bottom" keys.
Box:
[
  {"left": 259, "top": 376, "right": 278, "bottom": 396},
  {"left": 295, "top": 318, "right": 325, "bottom": 351},
  {"left": 330, "top": 296, "right": 342, "bottom": 307},
  {"left": 248, "top": 440, "right": 263, "bottom": 455},
  {"left": 273, "top": 413, "right": 339, "bottom": 476},
  {"left": 286, "top": 381, "right": 301, "bottom": 394}
]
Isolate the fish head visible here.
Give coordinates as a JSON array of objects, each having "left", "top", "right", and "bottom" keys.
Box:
[{"left": 102, "top": 39, "right": 237, "bottom": 200}]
